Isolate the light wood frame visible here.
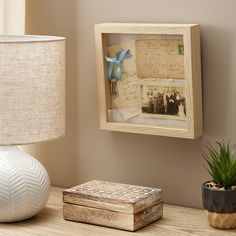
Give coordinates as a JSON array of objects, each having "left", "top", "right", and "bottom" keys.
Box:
[{"left": 95, "top": 23, "right": 203, "bottom": 139}]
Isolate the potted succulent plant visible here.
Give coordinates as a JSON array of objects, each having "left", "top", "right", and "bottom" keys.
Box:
[{"left": 202, "top": 141, "right": 236, "bottom": 229}]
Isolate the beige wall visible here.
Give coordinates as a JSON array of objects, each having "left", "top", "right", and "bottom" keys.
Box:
[
  {"left": 0, "top": 0, "right": 25, "bottom": 34},
  {"left": 25, "top": 0, "right": 236, "bottom": 208}
]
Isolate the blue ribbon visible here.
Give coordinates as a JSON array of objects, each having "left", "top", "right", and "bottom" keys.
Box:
[{"left": 105, "top": 49, "right": 129, "bottom": 82}]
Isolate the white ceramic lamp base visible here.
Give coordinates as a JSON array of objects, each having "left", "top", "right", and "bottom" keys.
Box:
[{"left": 0, "top": 146, "right": 50, "bottom": 222}]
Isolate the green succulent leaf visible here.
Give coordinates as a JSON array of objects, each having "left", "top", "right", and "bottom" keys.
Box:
[{"left": 202, "top": 141, "right": 236, "bottom": 188}]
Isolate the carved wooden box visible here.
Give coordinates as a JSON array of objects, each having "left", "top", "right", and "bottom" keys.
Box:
[{"left": 63, "top": 180, "right": 163, "bottom": 231}]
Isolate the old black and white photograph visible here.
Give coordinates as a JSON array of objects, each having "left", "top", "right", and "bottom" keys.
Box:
[{"left": 141, "top": 84, "right": 186, "bottom": 120}]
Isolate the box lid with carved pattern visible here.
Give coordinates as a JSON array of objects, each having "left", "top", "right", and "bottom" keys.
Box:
[{"left": 63, "top": 180, "right": 163, "bottom": 231}]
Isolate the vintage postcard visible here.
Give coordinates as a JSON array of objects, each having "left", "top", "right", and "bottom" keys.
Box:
[
  {"left": 140, "top": 80, "right": 186, "bottom": 120},
  {"left": 136, "top": 39, "right": 185, "bottom": 79}
]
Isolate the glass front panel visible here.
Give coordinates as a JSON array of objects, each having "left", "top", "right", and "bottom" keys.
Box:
[{"left": 105, "top": 34, "right": 187, "bottom": 129}]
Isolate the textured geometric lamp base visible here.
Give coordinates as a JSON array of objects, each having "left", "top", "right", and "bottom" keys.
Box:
[{"left": 0, "top": 146, "right": 50, "bottom": 222}]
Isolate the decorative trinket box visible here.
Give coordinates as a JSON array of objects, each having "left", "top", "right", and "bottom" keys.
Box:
[{"left": 63, "top": 180, "right": 163, "bottom": 231}]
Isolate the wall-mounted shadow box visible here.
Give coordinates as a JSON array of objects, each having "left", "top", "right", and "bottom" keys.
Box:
[{"left": 95, "top": 23, "right": 203, "bottom": 139}]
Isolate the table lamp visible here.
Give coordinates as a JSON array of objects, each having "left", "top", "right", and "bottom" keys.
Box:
[{"left": 0, "top": 35, "right": 65, "bottom": 222}]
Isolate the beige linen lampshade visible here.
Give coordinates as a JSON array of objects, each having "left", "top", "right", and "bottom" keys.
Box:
[{"left": 0, "top": 35, "right": 65, "bottom": 145}]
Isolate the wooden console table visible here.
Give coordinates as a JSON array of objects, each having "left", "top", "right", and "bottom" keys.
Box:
[{"left": 0, "top": 187, "right": 235, "bottom": 236}]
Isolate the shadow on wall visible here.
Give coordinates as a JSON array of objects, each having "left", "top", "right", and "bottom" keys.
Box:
[{"left": 201, "top": 26, "right": 232, "bottom": 137}]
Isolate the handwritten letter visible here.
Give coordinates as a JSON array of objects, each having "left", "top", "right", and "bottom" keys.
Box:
[
  {"left": 113, "top": 80, "right": 140, "bottom": 120},
  {"left": 116, "top": 80, "right": 140, "bottom": 107},
  {"left": 108, "top": 41, "right": 140, "bottom": 119}
]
